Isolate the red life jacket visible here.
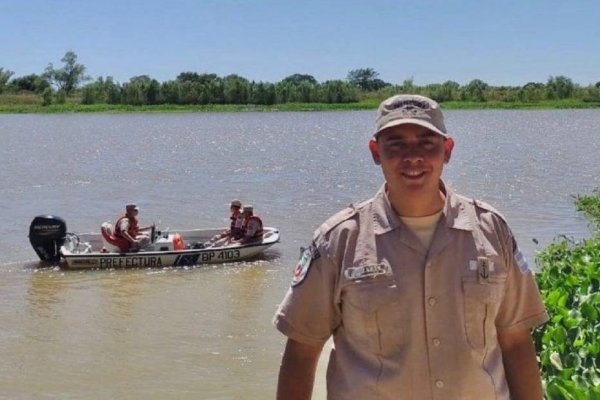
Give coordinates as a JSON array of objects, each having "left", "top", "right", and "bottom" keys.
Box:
[
  {"left": 114, "top": 215, "right": 139, "bottom": 239},
  {"left": 242, "top": 215, "right": 263, "bottom": 238}
]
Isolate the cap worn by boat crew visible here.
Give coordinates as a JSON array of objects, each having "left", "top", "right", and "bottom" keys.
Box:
[
  {"left": 243, "top": 205, "right": 253, "bottom": 213},
  {"left": 126, "top": 203, "right": 139, "bottom": 212},
  {"left": 374, "top": 94, "right": 447, "bottom": 138},
  {"left": 230, "top": 199, "right": 242, "bottom": 208}
]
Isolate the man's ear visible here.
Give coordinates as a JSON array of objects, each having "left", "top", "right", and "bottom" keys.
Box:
[
  {"left": 443, "top": 137, "right": 455, "bottom": 164},
  {"left": 369, "top": 138, "right": 381, "bottom": 165}
]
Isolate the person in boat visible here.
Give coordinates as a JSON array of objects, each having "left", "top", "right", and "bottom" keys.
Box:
[
  {"left": 206, "top": 199, "right": 244, "bottom": 247},
  {"left": 234, "top": 205, "right": 263, "bottom": 244},
  {"left": 114, "top": 204, "right": 152, "bottom": 252},
  {"left": 273, "top": 94, "right": 548, "bottom": 400}
]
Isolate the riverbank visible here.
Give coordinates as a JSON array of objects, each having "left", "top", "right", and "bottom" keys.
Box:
[
  {"left": 2, "top": 97, "right": 600, "bottom": 114},
  {"left": 534, "top": 190, "right": 600, "bottom": 398}
]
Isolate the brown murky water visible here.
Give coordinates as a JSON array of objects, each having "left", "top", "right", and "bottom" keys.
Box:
[{"left": 1, "top": 110, "right": 599, "bottom": 399}]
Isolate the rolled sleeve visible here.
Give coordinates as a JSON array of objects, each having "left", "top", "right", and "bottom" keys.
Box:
[{"left": 495, "top": 233, "right": 549, "bottom": 332}]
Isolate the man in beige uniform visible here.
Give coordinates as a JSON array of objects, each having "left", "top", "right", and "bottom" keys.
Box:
[{"left": 273, "top": 94, "right": 548, "bottom": 400}]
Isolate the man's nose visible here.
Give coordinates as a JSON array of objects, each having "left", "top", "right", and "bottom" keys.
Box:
[{"left": 402, "top": 145, "right": 425, "bottom": 161}]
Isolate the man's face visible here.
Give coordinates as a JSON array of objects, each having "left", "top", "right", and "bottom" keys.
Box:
[
  {"left": 231, "top": 206, "right": 241, "bottom": 216},
  {"left": 369, "top": 123, "right": 454, "bottom": 198},
  {"left": 126, "top": 208, "right": 139, "bottom": 219}
]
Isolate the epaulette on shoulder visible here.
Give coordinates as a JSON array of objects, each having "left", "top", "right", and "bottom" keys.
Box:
[
  {"left": 471, "top": 198, "right": 508, "bottom": 223},
  {"left": 318, "top": 204, "right": 359, "bottom": 235}
]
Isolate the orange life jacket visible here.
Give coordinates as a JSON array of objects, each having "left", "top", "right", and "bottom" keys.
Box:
[{"left": 114, "top": 215, "right": 139, "bottom": 239}]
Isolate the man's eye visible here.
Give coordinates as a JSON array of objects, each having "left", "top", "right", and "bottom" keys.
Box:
[{"left": 387, "top": 140, "right": 405, "bottom": 147}]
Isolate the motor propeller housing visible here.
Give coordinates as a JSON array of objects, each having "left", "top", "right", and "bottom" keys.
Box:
[{"left": 29, "top": 215, "right": 67, "bottom": 262}]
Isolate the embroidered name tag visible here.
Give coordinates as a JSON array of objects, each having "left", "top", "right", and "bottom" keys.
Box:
[{"left": 344, "top": 263, "right": 391, "bottom": 280}]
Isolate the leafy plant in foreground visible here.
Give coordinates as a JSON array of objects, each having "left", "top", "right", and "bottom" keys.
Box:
[{"left": 534, "top": 192, "right": 600, "bottom": 399}]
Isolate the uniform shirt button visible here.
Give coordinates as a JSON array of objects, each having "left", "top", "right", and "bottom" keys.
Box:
[
  {"left": 433, "top": 338, "right": 441, "bottom": 346},
  {"left": 435, "top": 380, "right": 444, "bottom": 389},
  {"left": 428, "top": 297, "right": 437, "bottom": 306}
]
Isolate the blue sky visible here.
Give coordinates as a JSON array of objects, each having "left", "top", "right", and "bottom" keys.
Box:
[{"left": 2, "top": 0, "right": 599, "bottom": 86}]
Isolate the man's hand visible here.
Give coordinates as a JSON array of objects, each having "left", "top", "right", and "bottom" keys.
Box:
[{"left": 130, "top": 239, "right": 141, "bottom": 251}]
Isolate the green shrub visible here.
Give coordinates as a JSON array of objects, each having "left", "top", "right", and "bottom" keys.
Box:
[
  {"left": 534, "top": 192, "right": 600, "bottom": 399},
  {"left": 41, "top": 88, "right": 52, "bottom": 106}
]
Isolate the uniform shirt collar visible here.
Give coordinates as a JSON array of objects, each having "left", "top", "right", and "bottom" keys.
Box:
[{"left": 372, "top": 180, "right": 472, "bottom": 235}]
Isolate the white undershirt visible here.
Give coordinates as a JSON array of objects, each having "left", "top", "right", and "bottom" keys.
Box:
[{"left": 399, "top": 210, "right": 443, "bottom": 251}]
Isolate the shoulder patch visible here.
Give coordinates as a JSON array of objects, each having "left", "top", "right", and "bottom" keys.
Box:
[
  {"left": 291, "top": 242, "right": 321, "bottom": 287},
  {"left": 512, "top": 238, "right": 530, "bottom": 273}
]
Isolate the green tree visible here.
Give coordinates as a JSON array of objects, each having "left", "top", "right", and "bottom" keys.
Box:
[
  {"left": 462, "top": 79, "right": 489, "bottom": 102},
  {"left": 7, "top": 74, "right": 50, "bottom": 93},
  {"left": 249, "top": 82, "right": 276, "bottom": 105},
  {"left": 80, "top": 85, "right": 96, "bottom": 104},
  {"left": 104, "top": 77, "right": 121, "bottom": 104},
  {"left": 281, "top": 74, "right": 318, "bottom": 86},
  {"left": 0, "top": 68, "right": 14, "bottom": 94},
  {"left": 223, "top": 74, "right": 249, "bottom": 104},
  {"left": 294, "top": 82, "right": 316, "bottom": 102},
  {"left": 546, "top": 75, "right": 575, "bottom": 99},
  {"left": 319, "top": 80, "right": 359, "bottom": 103},
  {"left": 160, "top": 80, "right": 181, "bottom": 104},
  {"left": 275, "top": 82, "right": 293, "bottom": 103},
  {"left": 176, "top": 72, "right": 202, "bottom": 83},
  {"left": 43, "top": 51, "right": 90, "bottom": 95},
  {"left": 398, "top": 78, "right": 415, "bottom": 94},
  {"left": 517, "top": 82, "right": 545, "bottom": 102},
  {"left": 121, "top": 75, "right": 160, "bottom": 105},
  {"left": 423, "top": 81, "right": 460, "bottom": 102},
  {"left": 347, "top": 68, "right": 389, "bottom": 91},
  {"left": 176, "top": 72, "right": 219, "bottom": 85},
  {"left": 41, "top": 87, "right": 53, "bottom": 106},
  {"left": 80, "top": 76, "right": 121, "bottom": 104},
  {"left": 178, "top": 81, "right": 203, "bottom": 104},
  {"left": 582, "top": 85, "right": 600, "bottom": 102}
]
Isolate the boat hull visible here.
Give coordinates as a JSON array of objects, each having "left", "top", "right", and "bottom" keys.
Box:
[{"left": 60, "top": 227, "right": 279, "bottom": 269}]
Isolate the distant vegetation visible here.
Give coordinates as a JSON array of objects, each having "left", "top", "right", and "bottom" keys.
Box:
[{"left": 2, "top": 51, "right": 600, "bottom": 112}]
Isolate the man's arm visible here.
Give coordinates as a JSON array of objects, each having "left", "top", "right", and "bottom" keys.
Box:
[
  {"left": 498, "top": 328, "right": 544, "bottom": 400},
  {"left": 117, "top": 221, "right": 136, "bottom": 243},
  {"left": 276, "top": 338, "right": 323, "bottom": 400}
]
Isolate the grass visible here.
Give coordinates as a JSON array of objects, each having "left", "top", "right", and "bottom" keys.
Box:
[
  {"left": 442, "top": 99, "right": 600, "bottom": 110},
  {"left": 1, "top": 95, "right": 599, "bottom": 114},
  {"left": 0, "top": 101, "right": 378, "bottom": 114}
]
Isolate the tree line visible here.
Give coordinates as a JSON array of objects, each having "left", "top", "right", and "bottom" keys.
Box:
[{"left": 2, "top": 51, "right": 600, "bottom": 106}]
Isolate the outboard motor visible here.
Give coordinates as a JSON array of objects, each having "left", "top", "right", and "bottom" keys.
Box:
[{"left": 29, "top": 215, "right": 67, "bottom": 262}]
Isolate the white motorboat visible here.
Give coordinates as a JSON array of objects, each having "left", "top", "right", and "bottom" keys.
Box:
[{"left": 29, "top": 215, "right": 280, "bottom": 269}]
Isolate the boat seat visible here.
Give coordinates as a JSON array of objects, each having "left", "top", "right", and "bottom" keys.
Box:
[{"left": 101, "top": 222, "right": 128, "bottom": 252}]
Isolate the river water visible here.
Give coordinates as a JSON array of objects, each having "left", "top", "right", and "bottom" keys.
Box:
[{"left": 1, "top": 110, "right": 599, "bottom": 399}]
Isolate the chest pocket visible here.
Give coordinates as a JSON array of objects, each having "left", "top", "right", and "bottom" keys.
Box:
[
  {"left": 341, "top": 278, "right": 404, "bottom": 355},
  {"left": 462, "top": 277, "right": 506, "bottom": 352}
]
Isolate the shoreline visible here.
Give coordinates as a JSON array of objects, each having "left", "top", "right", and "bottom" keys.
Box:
[{"left": 1, "top": 99, "right": 600, "bottom": 114}]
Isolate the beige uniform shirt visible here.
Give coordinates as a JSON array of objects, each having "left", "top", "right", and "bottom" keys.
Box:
[{"left": 274, "top": 183, "right": 548, "bottom": 400}]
